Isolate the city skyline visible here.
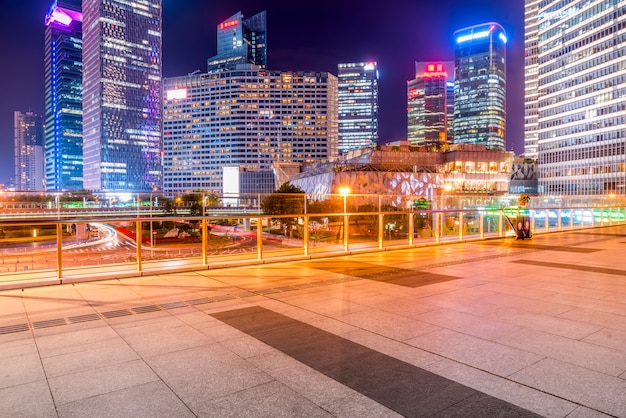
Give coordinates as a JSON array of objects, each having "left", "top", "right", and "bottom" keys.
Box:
[{"left": 0, "top": 0, "right": 524, "bottom": 187}]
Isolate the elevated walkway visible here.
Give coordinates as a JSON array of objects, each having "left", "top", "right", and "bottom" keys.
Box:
[{"left": 1, "top": 226, "right": 625, "bottom": 416}]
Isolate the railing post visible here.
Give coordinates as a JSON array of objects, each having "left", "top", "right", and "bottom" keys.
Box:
[
  {"left": 479, "top": 211, "right": 484, "bottom": 239},
  {"left": 378, "top": 213, "right": 384, "bottom": 249},
  {"left": 408, "top": 213, "right": 414, "bottom": 246},
  {"left": 436, "top": 212, "right": 441, "bottom": 242},
  {"left": 545, "top": 209, "right": 549, "bottom": 232},
  {"left": 557, "top": 209, "right": 562, "bottom": 231},
  {"left": 202, "top": 218, "right": 208, "bottom": 266},
  {"left": 135, "top": 221, "right": 142, "bottom": 272},
  {"left": 344, "top": 214, "right": 349, "bottom": 252},
  {"left": 257, "top": 217, "right": 263, "bottom": 260},
  {"left": 531, "top": 210, "right": 536, "bottom": 235},
  {"left": 458, "top": 211, "right": 464, "bottom": 241},
  {"left": 498, "top": 212, "right": 503, "bottom": 237},
  {"left": 56, "top": 223, "right": 63, "bottom": 280},
  {"left": 303, "top": 216, "right": 309, "bottom": 256}
]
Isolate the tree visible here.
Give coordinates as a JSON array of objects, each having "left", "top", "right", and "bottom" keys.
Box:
[{"left": 261, "top": 182, "right": 305, "bottom": 216}]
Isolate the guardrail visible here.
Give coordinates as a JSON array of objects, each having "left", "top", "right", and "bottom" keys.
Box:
[{"left": 0, "top": 205, "right": 623, "bottom": 289}]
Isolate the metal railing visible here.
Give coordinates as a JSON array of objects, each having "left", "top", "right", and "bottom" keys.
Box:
[{"left": 0, "top": 205, "right": 623, "bottom": 289}]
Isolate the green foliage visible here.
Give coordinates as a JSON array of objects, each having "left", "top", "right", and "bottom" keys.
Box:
[{"left": 261, "top": 182, "right": 305, "bottom": 216}]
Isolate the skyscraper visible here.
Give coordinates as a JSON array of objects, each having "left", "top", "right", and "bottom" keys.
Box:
[
  {"left": 523, "top": 0, "right": 539, "bottom": 160},
  {"left": 207, "top": 11, "right": 267, "bottom": 73},
  {"left": 163, "top": 69, "right": 338, "bottom": 194},
  {"left": 337, "top": 62, "right": 378, "bottom": 154},
  {"left": 407, "top": 62, "right": 454, "bottom": 147},
  {"left": 44, "top": 0, "right": 83, "bottom": 191},
  {"left": 14, "top": 111, "right": 45, "bottom": 191},
  {"left": 82, "top": 0, "right": 162, "bottom": 192},
  {"left": 533, "top": 0, "right": 626, "bottom": 196},
  {"left": 453, "top": 23, "right": 507, "bottom": 151}
]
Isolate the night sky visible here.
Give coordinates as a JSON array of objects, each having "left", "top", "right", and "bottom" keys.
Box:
[{"left": 0, "top": 0, "right": 524, "bottom": 187}]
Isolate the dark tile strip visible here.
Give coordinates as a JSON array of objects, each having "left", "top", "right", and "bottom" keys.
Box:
[
  {"left": 481, "top": 242, "right": 600, "bottom": 253},
  {"left": 511, "top": 260, "right": 626, "bottom": 276},
  {"left": 211, "top": 306, "right": 540, "bottom": 417}
]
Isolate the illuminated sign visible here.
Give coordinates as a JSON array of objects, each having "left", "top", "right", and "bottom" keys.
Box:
[
  {"left": 456, "top": 30, "right": 490, "bottom": 44},
  {"left": 166, "top": 89, "right": 187, "bottom": 100},
  {"left": 422, "top": 63, "right": 448, "bottom": 78},
  {"left": 219, "top": 19, "right": 239, "bottom": 30},
  {"left": 45, "top": 6, "right": 82, "bottom": 27}
]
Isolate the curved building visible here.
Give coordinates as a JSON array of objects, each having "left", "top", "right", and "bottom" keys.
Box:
[{"left": 453, "top": 23, "right": 507, "bottom": 151}]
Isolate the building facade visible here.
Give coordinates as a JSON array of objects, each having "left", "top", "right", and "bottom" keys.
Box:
[
  {"left": 44, "top": 0, "right": 83, "bottom": 191},
  {"left": 453, "top": 23, "right": 507, "bottom": 151},
  {"left": 337, "top": 62, "right": 379, "bottom": 154},
  {"left": 162, "top": 67, "right": 338, "bottom": 194},
  {"left": 523, "top": 0, "right": 540, "bottom": 160},
  {"left": 82, "top": 0, "right": 162, "bottom": 192},
  {"left": 207, "top": 11, "right": 267, "bottom": 73},
  {"left": 407, "top": 62, "right": 454, "bottom": 147},
  {"left": 14, "top": 111, "right": 45, "bottom": 191},
  {"left": 534, "top": 0, "right": 626, "bottom": 195}
]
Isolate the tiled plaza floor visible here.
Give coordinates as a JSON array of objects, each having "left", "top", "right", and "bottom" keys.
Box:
[{"left": 1, "top": 226, "right": 625, "bottom": 417}]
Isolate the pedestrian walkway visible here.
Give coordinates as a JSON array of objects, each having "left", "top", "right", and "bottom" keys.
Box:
[{"left": 1, "top": 225, "right": 625, "bottom": 417}]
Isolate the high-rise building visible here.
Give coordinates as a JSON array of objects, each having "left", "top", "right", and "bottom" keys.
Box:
[
  {"left": 453, "top": 23, "right": 507, "bottom": 151},
  {"left": 14, "top": 111, "right": 45, "bottom": 191},
  {"left": 44, "top": 0, "right": 83, "bottom": 191},
  {"left": 82, "top": 0, "right": 162, "bottom": 192},
  {"left": 163, "top": 68, "right": 338, "bottom": 194},
  {"left": 337, "top": 62, "right": 378, "bottom": 154},
  {"left": 523, "top": 0, "right": 539, "bottom": 160},
  {"left": 407, "top": 62, "right": 454, "bottom": 147},
  {"left": 533, "top": 1, "right": 626, "bottom": 196},
  {"left": 207, "top": 11, "right": 267, "bottom": 73}
]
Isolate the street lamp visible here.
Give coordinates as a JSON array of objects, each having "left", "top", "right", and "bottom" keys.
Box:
[{"left": 339, "top": 186, "right": 351, "bottom": 213}]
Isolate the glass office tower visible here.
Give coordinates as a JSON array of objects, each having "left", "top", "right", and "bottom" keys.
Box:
[
  {"left": 407, "top": 62, "right": 454, "bottom": 147},
  {"left": 207, "top": 11, "right": 267, "bottom": 73},
  {"left": 337, "top": 62, "right": 379, "bottom": 154},
  {"left": 44, "top": 0, "right": 83, "bottom": 191},
  {"left": 82, "top": 0, "right": 162, "bottom": 192},
  {"left": 453, "top": 23, "right": 507, "bottom": 151},
  {"left": 524, "top": 0, "right": 540, "bottom": 160},
  {"left": 14, "top": 112, "right": 45, "bottom": 191},
  {"left": 534, "top": 0, "right": 626, "bottom": 195}
]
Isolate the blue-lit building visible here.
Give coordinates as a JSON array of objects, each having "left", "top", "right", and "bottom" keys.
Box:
[
  {"left": 337, "top": 62, "right": 379, "bottom": 154},
  {"left": 82, "top": 0, "right": 162, "bottom": 192},
  {"left": 407, "top": 62, "right": 454, "bottom": 147},
  {"left": 207, "top": 11, "right": 267, "bottom": 73},
  {"left": 453, "top": 23, "right": 507, "bottom": 151},
  {"left": 44, "top": 0, "right": 83, "bottom": 191}
]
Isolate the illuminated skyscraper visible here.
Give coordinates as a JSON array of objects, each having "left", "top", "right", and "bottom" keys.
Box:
[
  {"left": 453, "top": 23, "right": 507, "bottom": 151},
  {"left": 523, "top": 0, "right": 539, "bottom": 160},
  {"left": 533, "top": 1, "right": 626, "bottom": 196},
  {"left": 337, "top": 62, "right": 378, "bottom": 154},
  {"left": 82, "top": 0, "right": 162, "bottom": 192},
  {"left": 407, "top": 62, "right": 454, "bottom": 147},
  {"left": 163, "top": 68, "right": 338, "bottom": 194},
  {"left": 14, "top": 111, "right": 45, "bottom": 191},
  {"left": 44, "top": 0, "right": 83, "bottom": 191},
  {"left": 207, "top": 11, "right": 267, "bottom": 73}
]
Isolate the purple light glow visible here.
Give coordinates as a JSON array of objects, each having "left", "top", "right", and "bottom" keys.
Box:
[{"left": 45, "top": 5, "right": 83, "bottom": 27}]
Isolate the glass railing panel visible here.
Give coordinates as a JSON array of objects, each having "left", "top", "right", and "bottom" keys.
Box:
[
  {"left": 0, "top": 222, "right": 59, "bottom": 278},
  {"left": 462, "top": 211, "right": 481, "bottom": 239},
  {"left": 347, "top": 213, "right": 378, "bottom": 250},
  {"left": 441, "top": 211, "right": 460, "bottom": 240},
  {"left": 413, "top": 211, "right": 436, "bottom": 242},
  {"left": 382, "top": 212, "right": 409, "bottom": 248},
  {"left": 260, "top": 215, "right": 305, "bottom": 259},
  {"left": 307, "top": 215, "right": 345, "bottom": 254}
]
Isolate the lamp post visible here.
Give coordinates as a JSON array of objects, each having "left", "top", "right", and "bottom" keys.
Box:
[
  {"left": 338, "top": 186, "right": 350, "bottom": 250},
  {"left": 439, "top": 183, "right": 453, "bottom": 239}
]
